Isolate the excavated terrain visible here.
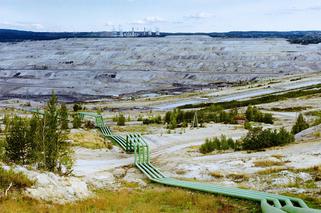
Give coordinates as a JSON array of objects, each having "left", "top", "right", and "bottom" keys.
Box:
[{"left": 1, "top": 36, "right": 321, "bottom": 101}]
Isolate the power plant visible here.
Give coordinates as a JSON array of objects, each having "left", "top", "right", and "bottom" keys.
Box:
[{"left": 111, "top": 27, "right": 161, "bottom": 37}]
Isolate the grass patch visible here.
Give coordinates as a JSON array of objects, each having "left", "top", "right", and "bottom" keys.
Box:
[
  {"left": 253, "top": 160, "right": 285, "bottom": 167},
  {"left": 68, "top": 130, "right": 107, "bottom": 149},
  {"left": 282, "top": 193, "right": 321, "bottom": 210},
  {"left": 210, "top": 171, "right": 224, "bottom": 178},
  {"left": 256, "top": 167, "right": 286, "bottom": 175},
  {"left": 120, "top": 180, "right": 140, "bottom": 188},
  {"left": 271, "top": 154, "right": 285, "bottom": 160},
  {"left": 112, "top": 125, "right": 149, "bottom": 134},
  {"left": 175, "top": 169, "right": 187, "bottom": 175},
  {"left": 0, "top": 167, "right": 34, "bottom": 191},
  {"left": 0, "top": 186, "right": 260, "bottom": 213},
  {"left": 226, "top": 173, "right": 250, "bottom": 182}
]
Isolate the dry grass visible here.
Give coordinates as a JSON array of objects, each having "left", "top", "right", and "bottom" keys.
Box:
[
  {"left": 210, "top": 171, "right": 224, "bottom": 178},
  {"left": 253, "top": 160, "right": 285, "bottom": 167},
  {"left": 226, "top": 173, "right": 250, "bottom": 182},
  {"left": 175, "top": 169, "right": 187, "bottom": 175},
  {"left": 68, "top": 130, "right": 107, "bottom": 149},
  {"left": 313, "top": 132, "right": 321, "bottom": 138},
  {"left": 0, "top": 186, "right": 260, "bottom": 213},
  {"left": 271, "top": 154, "right": 285, "bottom": 160},
  {"left": 256, "top": 167, "right": 286, "bottom": 175},
  {"left": 0, "top": 168, "right": 34, "bottom": 190},
  {"left": 112, "top": 125, "right": 149, "bottom": 134}
]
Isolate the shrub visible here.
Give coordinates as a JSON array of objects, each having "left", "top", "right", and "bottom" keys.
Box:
[
  {"left": 73, "top": 114, "right": 82, "bottom": 128},
  {"left": 244, "top": 121, "right": 252, "bottom": 130},
  {"left": 245, "top": 105, "right": 273, "bottom": 124},
  {"left": 73, "top": 103, "right": 83, "bottom": 112},
  {"left": 199, "top": 135, "right": 236, "bottom": 154},
  {"left": 137, "top": 115, "right": 143, "bottom": 121},
  {"left": 117, "top": 114, "right": 126, "bottom": 126},
  {"left": 84, "top": 120, "right": 95, "bottom": 129},
  {"left": 242, "top": 127, "right": 294, "bottom": 150},
  {"left": 292, "top": 113, "right": 309, "bottom": 134},
  {"left": 142, "top": 115, "right": 162, "bottom": 125}
]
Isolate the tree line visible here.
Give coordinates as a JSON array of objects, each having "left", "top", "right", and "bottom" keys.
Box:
[{"left": 163, "top": 106, "right": 273, "bottom": 129}]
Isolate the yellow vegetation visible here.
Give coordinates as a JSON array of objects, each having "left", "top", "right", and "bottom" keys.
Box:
[
  {"left": 253, "top": 160, "right": 285, "bottom": 167},
  {"left": 0, "top": 186, "right": 260, "bottom": 213},
  {"left": 68, "top": 130, "right": 107, "bottom": 149}
]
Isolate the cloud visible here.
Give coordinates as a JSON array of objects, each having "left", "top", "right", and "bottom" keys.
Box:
[
  {"left": 186, "top": 12, "right": 215, "bottom": 19},
  {"left": 0, "top": 21, "right": 44, "bottom": 30},
  {"left": 130, "top": 16, "right": 167, "bottom": 25}
]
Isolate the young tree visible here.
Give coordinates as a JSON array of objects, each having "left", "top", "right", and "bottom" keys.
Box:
[
  {"left": 5, "top": 116, "right": 29, "bottom": 164},
  {"left": 117, "top": 114, "right": 126, "bottom": 126},
  {"left": 292, "top": 113, "right": 309, "bottom": 134},
  {"left": 245, "top": 105, "right": 254, "bottom": 121},
  {"left": 73, "top": 114, "right": 82, "bottom": 129},
  {"left": 73, "top": 103, "right": 82, "bottom": 112},
  {"left": 25, "top": 114, "right": 41, "bottom": 163},
  {"left": 43, "top": 92, "right": 60, "bottom": 171},
  {"left": 60, "top": 103, "right": 69, "bottom": 130}
]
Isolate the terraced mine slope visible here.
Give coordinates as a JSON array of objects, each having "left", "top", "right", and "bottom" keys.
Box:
[{"left": 0, "top": 36, "right": 321, "bottom": 100}]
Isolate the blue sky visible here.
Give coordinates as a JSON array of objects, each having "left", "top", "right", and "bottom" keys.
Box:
[{"left": 1, "top": 0, "right": 321, "bottom": 32}]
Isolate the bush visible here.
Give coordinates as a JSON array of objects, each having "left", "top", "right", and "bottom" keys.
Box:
[
  {"left": 117, "top": 114, "right": 126, "bottom": 126},
  {"left": 244, "top": 121, "right": 252, "bottom": 130},
  {"left": 245, "top": 105, "right": 273, "bottom": 124},
  {"left": 137, "top": 115, "right": 143, "bottom": 121},
  {"left": 84, "top": 120, "right": 95, "bottom": 129},
  {"left": 142, "top": 115, "right": 162, "bottom": 125},
  {"left": 73, "top": 103, "right": 83, "bottom": 112},
  {"left": 73, "top": 114, "right": 82, "bottom": 128},
  {"left": 199, "top": 135, "right": 236, "bottom": 154},
  {"left": 292, "top": 113, "right": 309, "bottom": 134},
  {"left": 242, "top": 127, "right": 294, "bottom": 150}
]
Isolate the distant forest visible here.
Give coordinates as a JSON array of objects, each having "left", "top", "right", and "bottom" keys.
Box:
[{"left": 1, "top": 29, "right": 321, "bottom": 44}]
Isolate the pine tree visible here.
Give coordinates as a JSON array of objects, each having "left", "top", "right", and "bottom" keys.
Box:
[
  {"left": 25, "top": 114, "right": 40, "bottom": 163},
  {"left": 292, "top": 113, "right": 309, "bottom": 134},
  {"left": 117, "top": 114, "right": 126, "bottom": 126},
  {"left": 43, "top": 91, "right": 60, "bottom": 171},
  {"left": 73, "top": 114, "right": 82, "bottom": 129},
  {"left": 60, "top": 103, "right": 69, "bottom": 130},
  {"left": 5, "top": 116, "right": 29, "bottom": 164},
  {"left": 245, "top": 105, "right": 254, "bottom": 121}
]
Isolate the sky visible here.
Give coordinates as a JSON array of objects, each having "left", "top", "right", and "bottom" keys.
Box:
[{"left": 1, "top": 0, "right": 321, "bottom": 32}]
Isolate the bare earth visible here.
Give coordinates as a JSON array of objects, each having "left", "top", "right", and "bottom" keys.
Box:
[{"left": 1, "top": 37, "right": 321, "bottom": 100}]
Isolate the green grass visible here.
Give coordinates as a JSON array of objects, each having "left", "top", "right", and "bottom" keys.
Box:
[
  {"left": 0, "top": 167, "right": 34, "bottom": 190},
  {"left": 0, "top": 186, "right": 260, "bottom": 213}
]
